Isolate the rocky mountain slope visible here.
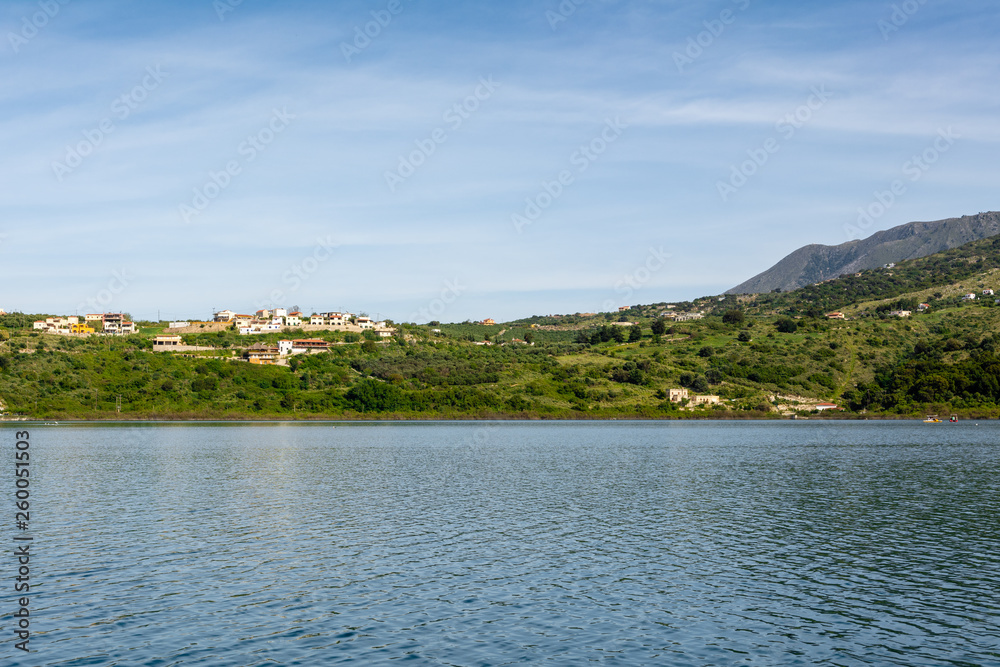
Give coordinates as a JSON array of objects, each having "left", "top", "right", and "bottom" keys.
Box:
[{"left": 727, "top": 211, "right": 1000, "bottom": 294}]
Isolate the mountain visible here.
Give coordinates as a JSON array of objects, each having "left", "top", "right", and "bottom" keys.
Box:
[{"left": 727, "top": 211, "right": 1000, "bottom": 294}]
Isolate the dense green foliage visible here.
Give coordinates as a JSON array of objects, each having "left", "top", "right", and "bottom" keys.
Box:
[{"left": 2, "top": 236, "right": 999, "bottom": 420}]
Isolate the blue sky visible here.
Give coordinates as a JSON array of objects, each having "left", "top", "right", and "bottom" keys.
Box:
[{"left": 2, "top": 0, "right": 998, "bottom": 323}]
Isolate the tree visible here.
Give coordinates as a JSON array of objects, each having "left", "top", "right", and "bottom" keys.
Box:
[
  {"left": 698, "top": 346, "right": 714, "bottom": 358},
  {"left": 737, "top": 331, "right": 752, "bottom": 342},
  {"left": 611, "top": 326, "right": 626, "bottom": 343},
  {"left": 691, "top": 375, "right": 710, "bottom": 393},
  {"left": 776, "top": 317, "right": 798, "bottom": 333},
  {"left": 651, "top": 319, "right": 667, "bottom": 336},
  {"left": 722, "top": 309, "right": 744, "bottom": 325},
  {"left": 629, "top": 325, "right": 642, "bottom": 342},
  {"left": 524, "top": 331, "right": 534, "bottom": 344},
  {"left": 345, "top": 379, "right": 405, "bottom": 412}
]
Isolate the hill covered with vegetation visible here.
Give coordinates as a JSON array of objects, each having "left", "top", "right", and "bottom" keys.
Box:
[{"left": 1, "top": 235, "right": 999, "bottom": 421}]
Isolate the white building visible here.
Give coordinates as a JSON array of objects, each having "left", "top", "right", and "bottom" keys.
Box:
[
  {"left": 153, "top": 335, "right": 183, "bottom": 348},
  {"left": 278, "top": 340, "right": 293, "bottom": 356},
  {"left": 690, "top": 395, "right": 720, "bottom": 406}
]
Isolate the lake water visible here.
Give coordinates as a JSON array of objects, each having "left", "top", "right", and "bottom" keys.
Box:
[{"left": 3, "top": 421, "right": 1000, "bottom": 665}]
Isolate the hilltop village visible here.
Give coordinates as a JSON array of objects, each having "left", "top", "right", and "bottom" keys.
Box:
[{"left": 28, "top": 308, "right": 396, "bottom": 366}]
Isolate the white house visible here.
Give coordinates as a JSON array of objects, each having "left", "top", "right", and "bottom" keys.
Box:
[
  {"left": 963, "top": 293, "right": 977, "bottom": 301},
  {"left": 690, "top": 395, "right": 720, "bottom": 406},
  {"left": 983, "top": 289, "right": 995, "bottom": 296},
  {"left": 310, "top": 315, "right": 324, "bottom": 325},
  {"left": 214, "top": 310, "right": 236, "bottom": 322},
  {"left": 356, "top": 317, "right": 374, "bottom": 329},
  {"left": 285, "top": 314, "right": 302, "bottom": 326},
  {"left": 668, "top": 388, "right": 689, "bottom": 402},
  {"left": 274, "top": 308, "right": 288, "bottom": 318},
  {"left": 278, "top": 340, "right": 293, "bottom": 356},
  {"left": 153, "top": 335, "right": 183, "bottom": 348}
]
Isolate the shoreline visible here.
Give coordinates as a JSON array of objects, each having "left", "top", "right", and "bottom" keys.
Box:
[{"left": 2, "top": 412, "right": 993, "bottom": 424}]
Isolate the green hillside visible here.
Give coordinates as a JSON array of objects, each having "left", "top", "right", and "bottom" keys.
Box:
[{"left": 1, "top": 236, "right": 999, "bottom": 421}]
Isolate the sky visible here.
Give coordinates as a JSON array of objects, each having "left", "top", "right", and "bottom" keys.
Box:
[{"left": 1, "top": 0, "right": 998, "bottom": 323}]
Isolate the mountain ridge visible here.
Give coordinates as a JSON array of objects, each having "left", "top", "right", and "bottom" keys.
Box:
[{"left": 727, "top": 211, "right": 1000, "bottom": 294}]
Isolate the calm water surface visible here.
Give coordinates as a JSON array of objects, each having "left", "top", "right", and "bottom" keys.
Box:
[{"left": 3, "top": 421, "right": 1000, "bottom": 665}]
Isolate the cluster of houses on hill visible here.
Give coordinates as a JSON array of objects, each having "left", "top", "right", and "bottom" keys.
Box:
[
  {"left": 211, "top": 309, "right": 394, "bottom": 337},
  {"left": 827, "top": 289, "right": 998, "bottom": 321},
  {"left": 33, "top": 313, "right": 135, "bottom": 336}
]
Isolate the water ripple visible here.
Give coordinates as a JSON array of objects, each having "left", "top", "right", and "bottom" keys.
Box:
[{"left": 4, "top": 421, "right": 1000, "bottom": 665}]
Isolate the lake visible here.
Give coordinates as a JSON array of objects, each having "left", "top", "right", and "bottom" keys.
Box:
[{"left": 4, "top": 421, "right": 1000, "bottom": 665}]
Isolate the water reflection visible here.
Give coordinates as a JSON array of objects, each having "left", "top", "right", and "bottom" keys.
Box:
[{"left": 8, "top": 421, "right": 1000, "bottom": 665}]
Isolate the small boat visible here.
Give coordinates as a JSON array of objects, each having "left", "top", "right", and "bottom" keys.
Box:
[
  {"left": 949, "top": 415, "right": 958, "bottom": 423},
  {"left": 923, "top": 415, "right": 941, "bottom": 423}
]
